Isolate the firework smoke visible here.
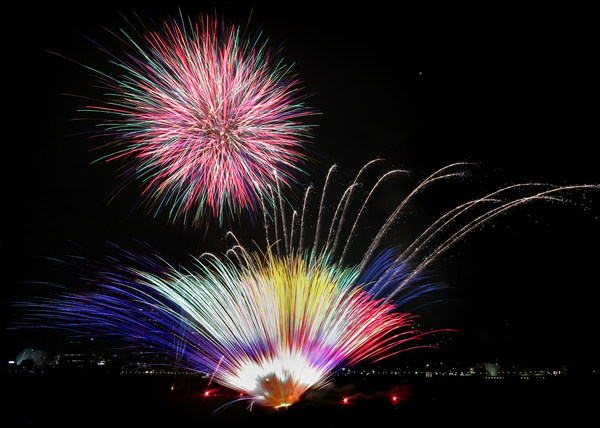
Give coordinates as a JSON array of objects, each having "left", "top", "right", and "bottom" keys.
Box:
[{"left": 82, "top": 13, "right": 314, "bottom": 228}]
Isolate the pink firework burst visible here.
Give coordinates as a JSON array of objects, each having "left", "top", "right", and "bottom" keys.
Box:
[{"left": 87, "top": 14, "right": 315, "bottom": 228}]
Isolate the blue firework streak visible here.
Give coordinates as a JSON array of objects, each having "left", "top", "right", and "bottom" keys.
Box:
[
  {"left": 15, "top": 161, "right": 598, "bottom": 409},
  {"left": 22, "top": 243, "right": 434, "bottom": 409}
]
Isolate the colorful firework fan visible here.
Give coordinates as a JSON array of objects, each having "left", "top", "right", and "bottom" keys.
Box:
[
  {"left": 83, "top": 13, "right": 314, "bottom": 228},
  {"left": 16, "top": 161, "right": 598, "bottom": 409}
]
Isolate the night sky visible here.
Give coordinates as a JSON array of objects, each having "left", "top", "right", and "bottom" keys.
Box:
[{"left": 4, "top": 2, "right": 599, "bottom": 368}]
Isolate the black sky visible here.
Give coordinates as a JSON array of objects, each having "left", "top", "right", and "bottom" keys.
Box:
[{"left": 4, "top": 2, "right": 599, "bottom": 366}]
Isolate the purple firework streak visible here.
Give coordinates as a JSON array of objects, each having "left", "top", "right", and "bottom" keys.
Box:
[
  {"left": 14, "top": 161, "right": 598, "bottom": 409},
  {"left": 83, "top": 14, "right": 314, "bottom": 228}
]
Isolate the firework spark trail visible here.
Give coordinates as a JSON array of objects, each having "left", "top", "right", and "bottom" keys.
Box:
[
  {"left": 21, "top": 246, "right": 423, "bottom": 409},
  {"left": 328, "top": 158, "right": 385, "bottom": 256},
  {"left": 338, "top": 167, "right": 409, "bottom": 265},
  {"left": 16, "top": 161, "right": 598, "bottom": 409},
  {"left": 351, "top": 162, "right": 471, "bottom": 272},
  {"left": 78, "top": 13, "right": 314, "bottom": 228}
]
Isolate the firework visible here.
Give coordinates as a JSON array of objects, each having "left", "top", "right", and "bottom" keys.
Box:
[
  {"left": 29, "top": 247, "right": 426, "bottom": 409},
  {"left": 17, "top": 161, "right": 598, "bottom": 409},
  {"left": 82, "top": 14, "right": 314, "bottom": 228}
]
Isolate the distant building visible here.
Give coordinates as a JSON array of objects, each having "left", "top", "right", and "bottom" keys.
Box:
[
  {"left": 14, "top": 348, "right": 50, "bottom": 367},
  {"left": 61, "top": 338, "right": 108, "bottom": 367},
  {"left": 485, "top": 363, "right": 499, "bottom": 376}
]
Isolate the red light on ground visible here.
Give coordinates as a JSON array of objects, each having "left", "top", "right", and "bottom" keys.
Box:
[
  {"left": 392, "top": 396, "right": 397, "bottom": 402},
  {"left": 342, "top": 397, "right": 349, "bottom": 404}
]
